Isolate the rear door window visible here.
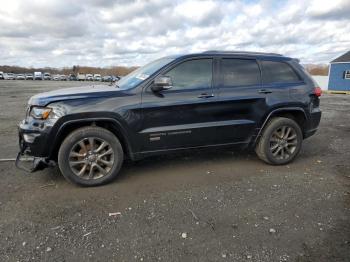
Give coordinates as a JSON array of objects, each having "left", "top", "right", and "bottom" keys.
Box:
[
  {"left": 261, "top": 60, "right": 300, "bottom": 84},
  {"left": 221, "top": 59, "right": 260, "bottom": 87}
]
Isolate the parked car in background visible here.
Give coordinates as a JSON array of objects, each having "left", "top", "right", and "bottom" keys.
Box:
[
  {"left": 60, "top": 75, "right": 67, "bottom": 81},
  {"left": 0, "top": 72, "right": 4, "bottom": 80},
  {"left": 94, "top": 74, "right": 102, "bottom": 81},
  {"left": 68, "top": 74, "right": 77, "bottom": 81},
  {"left": 43, "top": 72, "right": 51, "bottom": 80},
  {"left": 16, "top": 74, "right": 25, "bottom": 80},
  {"left": 86, "top": 74, "right": 93, "bottom": 81},
  {"left": 25, "top": 73, "right": 34, "bottom": 80},
  {"left": 6, "top": 73, "right": 15, "bottom": 80},
  {"left": 52, "top": 74, "right": 60, "bottom": 81},
  {"left": 34, "top": 72, "right": 42, "bottom": 80},
  {"left": 77, "top": 73, "right": 86, "bottom": 81},
  {"left": 112, "top": 75, "right": 120, "bottom": 82},
  {"left": 102, "top": 75, "right": 112, "bottom": 82},
  {"left": 16, "top": 51, "right": 322, "bottom": 186}
]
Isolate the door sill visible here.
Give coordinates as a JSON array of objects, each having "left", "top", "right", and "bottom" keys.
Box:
[{"left": 135, "top": 141, "right": 249, "bottom": 157}]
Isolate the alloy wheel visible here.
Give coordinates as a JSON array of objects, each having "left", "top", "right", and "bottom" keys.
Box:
[
  {"left": 68, "top": 137, "right": 115, "bottom": 180},
  {"left": 269, "top": 126, "right": 298, "bottom": 160}
]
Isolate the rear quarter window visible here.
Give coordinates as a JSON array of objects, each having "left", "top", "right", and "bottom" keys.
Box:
[{"left": 261, "top": 60, "right": 300, "bottom": 84}]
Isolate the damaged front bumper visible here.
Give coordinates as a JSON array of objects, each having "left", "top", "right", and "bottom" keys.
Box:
[
  {"left": 16, "top": 120, "right": 55, "bottom": 172},
  {"left": 15, "top": 152, "right": 54, "bottom": 172}
]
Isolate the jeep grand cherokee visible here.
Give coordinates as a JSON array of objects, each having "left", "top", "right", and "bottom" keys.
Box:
[{"left": 17, "top": 51, "right": 322, "bottom": 186}]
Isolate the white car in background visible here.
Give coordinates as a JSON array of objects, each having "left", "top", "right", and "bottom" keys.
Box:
[
  {"left": 43, "top": 72, "right": 51, "bottom": 80},
  {"left": 16, "top": 74, "right": 25, "bottom": 80},
  {"left": 60, "top": 75, "right": 67, "bottom": 81},
  {"left": 6, "top": 73, "right": 15, "bottom": 80},
  {"left": 0, "top": 71, "right": 4, "bottom": 80},
  {"left": 93, "top": 74, "right": 102, "bottom": 81},
  {"left": 86, "top": 74, "right": 93, "bottom": 81},
  {"left": 25, "top": 73, "right": 34, "bottom": 80},
  {"left": 77, "top": 73, "right": 86, "bottom": 81},
  {"left": 52, "top": 74, "right": 60, "bottom": 81},
  {"left": 34, "top": 72, "right": 42, "bottom": 80}
]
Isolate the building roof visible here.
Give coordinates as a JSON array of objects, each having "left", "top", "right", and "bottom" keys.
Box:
[{"left": 331, "top": 51, "right": 350, "bottom": 63}]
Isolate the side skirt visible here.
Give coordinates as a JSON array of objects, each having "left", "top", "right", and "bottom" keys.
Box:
[{"left": 132, "top": 141, "right": 250, "bottom": 160}]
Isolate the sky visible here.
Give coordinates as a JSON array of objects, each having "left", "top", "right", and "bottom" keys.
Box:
[{"left": 0, "top": 0, "right": 349, "bottom": 68}]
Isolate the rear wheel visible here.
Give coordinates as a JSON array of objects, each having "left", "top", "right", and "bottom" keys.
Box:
[
  {"left": 255, "top": 117, "right": 303, "bottom": 165},
  {"left": 58, "top": 126, "right": 123, "bottom": 186}
]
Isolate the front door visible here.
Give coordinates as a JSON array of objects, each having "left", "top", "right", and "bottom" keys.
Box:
[{"left": 140, "top": 58, "right": 218, "bottom": 152}]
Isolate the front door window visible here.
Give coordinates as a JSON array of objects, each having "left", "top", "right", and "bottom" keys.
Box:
[{"left": 165, "top": 59, "right": 213, "bottom": 90}]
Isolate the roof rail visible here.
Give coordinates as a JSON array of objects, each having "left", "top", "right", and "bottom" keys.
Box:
[{"left": 202, "top": 50, "right": 283, "bottom": 56}]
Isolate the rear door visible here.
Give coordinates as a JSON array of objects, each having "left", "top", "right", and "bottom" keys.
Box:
[
  {"left": 214, "top": 57, "right": 267, "bottom": 144},
  {"left": 140, "top": 58, "right": 219, "bottom": 152}
]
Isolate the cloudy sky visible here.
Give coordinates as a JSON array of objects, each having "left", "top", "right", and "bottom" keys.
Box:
[{"left": 0, "top": 0, "right": 349, "bottom": 67}]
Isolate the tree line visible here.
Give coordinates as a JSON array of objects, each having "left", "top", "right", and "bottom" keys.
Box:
[
  {"left": 0, "top": 64, "right": 330, "bottom": 76},
  {"left": 0, "top": 65, "right": 139, "bottom": 76}
]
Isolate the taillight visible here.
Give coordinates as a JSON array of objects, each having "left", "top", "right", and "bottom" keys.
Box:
[{"left": 314, "top": 87, "right": 322, "bottom": 97}]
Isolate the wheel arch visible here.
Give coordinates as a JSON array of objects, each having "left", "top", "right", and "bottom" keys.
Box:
[
  {"left": 49, "top": 118, "right": 134, "bottom": 161},
  {"left": 255, "top": 107, "right": 308, "bottom": 144}
]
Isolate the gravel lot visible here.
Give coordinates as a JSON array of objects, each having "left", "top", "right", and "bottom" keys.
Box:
[{"left": 0, "top": 80, "right": 349, "bottom": 262}]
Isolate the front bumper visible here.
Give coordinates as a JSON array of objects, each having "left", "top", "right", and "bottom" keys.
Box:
[
  {"left": 18, "top": 120, "right": 52, "bottom": 157},
  {"left": 15, "top": 152, "right": 54, "bottom": 172},
  {"left": 16, "top": 120, "right": 55, "bottom": 172}
]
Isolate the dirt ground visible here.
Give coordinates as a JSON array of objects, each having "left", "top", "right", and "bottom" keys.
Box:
[{"left": 0, "top": 80, "right": 349, "bottom": 262}]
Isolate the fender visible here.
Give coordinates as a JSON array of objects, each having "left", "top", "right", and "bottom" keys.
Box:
[
  {"left": 254, "top": 107, "right": 308, "bottom": 144},
  {"left": 48, "top": 116, "right": 135, "bottom": 160}
]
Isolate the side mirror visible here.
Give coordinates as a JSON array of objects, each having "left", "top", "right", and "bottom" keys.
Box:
[{"left": 152, "top": 76, "right": 173, "bottom": 92}]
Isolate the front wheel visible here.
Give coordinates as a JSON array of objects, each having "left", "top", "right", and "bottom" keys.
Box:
[
  {"left": 58, "top": 127, "right": 124, "bottom": 186},
  {"left": 255, "top": 117, "right": 303, "bottom": 165}
]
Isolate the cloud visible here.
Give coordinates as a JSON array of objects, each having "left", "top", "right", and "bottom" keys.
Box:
[
  {"left": 306, "top": 0, "right": 350, "bottom": 20},
  {"left": 0, "top": 0, "right": 349, "bottom": 67}
]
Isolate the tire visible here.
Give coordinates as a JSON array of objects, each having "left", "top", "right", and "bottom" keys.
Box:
[
  {"left": 255, "top": 117, "right": 303, "bottom": 165},
  {"left": 58, "top": 126, "right": 124, "bottom": 186}
]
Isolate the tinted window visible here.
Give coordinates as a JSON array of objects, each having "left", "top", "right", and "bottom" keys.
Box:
[
  {"left": 261, "top": 61, "right": 300, "bottom": 84},
  {"left": 221, "top": 59, "right": 260, "bottom": 87},
  {"left": 165, "top": 59, "right": 212, "bottom": 90}
]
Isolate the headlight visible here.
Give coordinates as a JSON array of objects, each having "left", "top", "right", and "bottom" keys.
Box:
[{"left": 30, "top": 106, "right": 52, "bottom": 120}]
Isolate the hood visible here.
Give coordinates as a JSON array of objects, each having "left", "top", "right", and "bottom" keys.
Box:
[{"left": 29, "top": 84, "right": 125, "bottom": 106}]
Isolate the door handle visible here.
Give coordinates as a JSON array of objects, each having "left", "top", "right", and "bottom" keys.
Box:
[
  {"left": 258, "top": 89, "right": 272, "bottom": 94},
  {"left": 198, "top": 93, "right": 214, "bottom": 98}
]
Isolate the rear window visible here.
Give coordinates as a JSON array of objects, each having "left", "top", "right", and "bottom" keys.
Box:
[
  {"left": 221, "top": 59, "right": 260, "bottom": 87},
  {"left": 261, "top": 61, "right": 300, "bottom": 84}
]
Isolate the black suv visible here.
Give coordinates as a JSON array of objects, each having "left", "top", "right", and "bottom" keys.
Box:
[{"left": 17, "top": 51, "right": 322, "bottom": 186}]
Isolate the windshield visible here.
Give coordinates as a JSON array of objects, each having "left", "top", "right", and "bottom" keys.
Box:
[{"left": 117, "top": 57, "right": 175, "bottom": 90}]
